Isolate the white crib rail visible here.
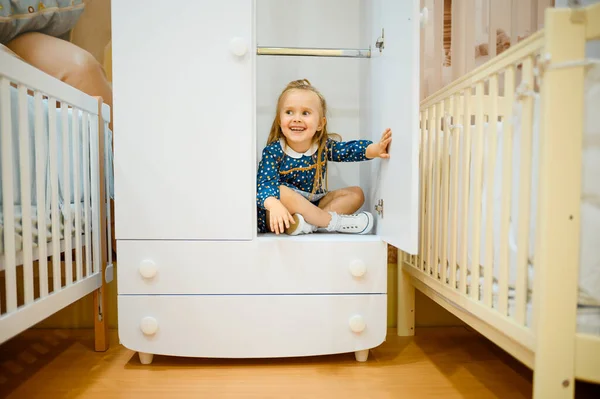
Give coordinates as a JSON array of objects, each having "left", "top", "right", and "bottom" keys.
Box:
[
  {"left": 409, "top": 31, "right": 547, "bottom": 359},
  {"left": 405, "top": 3, "right": 600, "bottom": 393},
  {"left": 0, "top": 50, "right": 111, "bottom": 345}
]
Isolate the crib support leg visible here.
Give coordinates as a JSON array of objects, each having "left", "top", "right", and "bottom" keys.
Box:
[
  {"left": 94, "top": 96, "right": 110, "bottom": 353},
  {"left": 530, "top": 7, "right": 586, "bottom": 399},
  {"left": 354, "top": 349, "right": 369, "bottom": 362},
  {"left": 397, "top": 262, "right": 415, "bottom": 337},
  {"left": 94, "top": 285, "right": 109, "bottom": 352},
  {"left": 139, "top": 352, "right": 154, "bottom": 365}
]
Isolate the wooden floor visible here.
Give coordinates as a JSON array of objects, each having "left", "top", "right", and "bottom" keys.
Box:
[{"left": 0, "top": 327, "right": 598, "bottom": 398}]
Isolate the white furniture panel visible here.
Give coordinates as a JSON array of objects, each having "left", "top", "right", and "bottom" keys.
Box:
[
  {"left": 111, "top": 0, "right": 255, "bottom": 240},
  {"left": 112, "top": 0, "right": 423, "bottom": 364},
  {"left": 118, "top": 294, "right": 387, "bottom": 359},
  {"left": 369, "top": 0, "right": 421, "bottom": 254},
  {"left": 118, "top": 236, "right": 387, "bottom": 295}
]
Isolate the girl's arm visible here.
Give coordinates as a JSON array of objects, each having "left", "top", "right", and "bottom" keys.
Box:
[
  {"left": 256, "top": 146, "right": 295, "bottom": 233},
  {"left": 327, "top": 128, "right": 392, "bottom": 162},
  {"left": 256, "top": 146, "right": 281, "bottom": 209},
  {"left": 328, "top": 139, "right": 373, "bottom": 162},
  {"left": 365, "top": 128, "right": 392, "bottom": 159}
]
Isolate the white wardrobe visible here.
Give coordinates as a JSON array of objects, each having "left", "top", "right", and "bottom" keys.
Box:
[{"left": 112, "top": 0, "right": 420, "bottom": 364}]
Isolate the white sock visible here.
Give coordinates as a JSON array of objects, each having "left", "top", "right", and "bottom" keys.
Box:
[
  {"left": 326, "top": 211, "right": 339, "bottom": 232},
  {"left": 305, "top": 220, "right": 318, "bottom": 232}
]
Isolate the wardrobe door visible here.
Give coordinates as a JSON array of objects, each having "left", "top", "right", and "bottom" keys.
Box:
[
  {"left": 112, "top": 0, "right": 255, "bottom": 240},
  {"left": 369, "top": 0, "right": 420, "bottom": 254}
]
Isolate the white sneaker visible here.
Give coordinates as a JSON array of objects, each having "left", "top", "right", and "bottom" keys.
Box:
[
  {"left": 285, "top": 214, "right": 317, "bottom": 236},
  {"left": 331, "top": 211, "right": 374, "bottom": 235}
]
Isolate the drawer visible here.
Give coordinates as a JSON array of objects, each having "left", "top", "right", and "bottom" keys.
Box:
[
  {"left": 118, "top": 293, "right": 387, "bottom": 359},
  {"left": 117, "top": 236, "right": 387, "bottom": 295}
]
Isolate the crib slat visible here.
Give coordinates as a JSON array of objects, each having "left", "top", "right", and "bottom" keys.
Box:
[
  {"left": 48, "top": 97, "right": 62, "bottom": 292},
  {"left": 72, "top": 108, "right": 83, "bottom": 282},
  {"left": 419, "top": 109, "right": 428, "bottom": 271},
  {"left": 449, "top": 95, "right": 462, "bottom": 289},
  {"left": 530, "top": 0, "right": 539, "bottom": 34},
  {"left": 34, "top": 91, "right": 48, "bottom": 298},
  {"left": 425, "top": 105, "right": 433, "bottom": 274},
  {"left": 434, "top": 101, "right": 445, "bottom": 279},
  {"left": 451, "top": 0, "right": 466, "bottom": 80},
  {"left": 488, "top": 0, "right": 499, "bottom": 59},
  {"left": 484, "top": 74, "right": 499, "bottom": 307},
  {"left": 440, "top": 96, "right": 452, "bottom": 286},
  {"left": 498, "top": 66, "right": 515, "bottom": 316},
  {"left": 459, "top": 89, "right": 471, "bottom": 294},
  {"left": 104, "top": 119, "right": 113, "bottom": 269},
  {"left": 432, "top": 0, "right": 444, "bottom": 93},
  {"left": 61, "top": 103, "right": 73, "bottom": 286},
  {"left": 538, "top": 0, "right": 552, "bottom": 29},
  {"left": 1, "top": 77, "right": 18, "bottom": 313},
  {"left": 89, "top": 114, "right": 101, "bottom": 274},
  {"left": 18, "top": 84, "right": 34, "bottom": 305},
  {"left": 481, "top": 0, "right": 489, "bottom": 53},
  {"left": 510, "top": 0, "right": 519, "bottom": 49},
  {"left": 470, "top": 82, "right": 485, "bottom": 301},
  {"left": 433, "top": 101, "right": 444, "bottom": 280},
  {"left": 427, "top": 105, "right": 437, "bottom": 276},
  {"left": 82, "top": 112, "right": 92, "bottom": 277},
  {"left": 420, "top": 0, "right": 426, "bottom": 100},
  {"left": 515, "top": 57, "right": 535, "bottom": 325},
  {"left": 512, "top": 0, "right": 536, "bottom": 45},
  {"left": 465, "top": 0, "right": 476, "bottom": 72}
]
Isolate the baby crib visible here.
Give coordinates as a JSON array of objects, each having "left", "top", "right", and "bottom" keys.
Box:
[
  {"left": 399, "top": 1, "right": 600, "bottom": 397},
  {"left": 0, "top": 50, "right": 114, "bottom": 350}
]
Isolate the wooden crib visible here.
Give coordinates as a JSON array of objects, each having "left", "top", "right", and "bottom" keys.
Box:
[
  {"left": 0, "top": 50, "right": 113, "bottom": 351},
  {"left": 398, "top": 1, "right": 600, "bottom": 398}
]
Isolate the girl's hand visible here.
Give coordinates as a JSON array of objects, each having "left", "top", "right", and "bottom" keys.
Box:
[
  {"left": 366, "top": 128, "right": 392, "bottom": 159},
  {"left": 265, "top": 198, "right": 295, "bottom": 234}
]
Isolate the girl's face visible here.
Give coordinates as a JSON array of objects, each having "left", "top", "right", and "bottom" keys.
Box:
[{"left": 279, "top": 89, "right": 325, "bottom": 151}]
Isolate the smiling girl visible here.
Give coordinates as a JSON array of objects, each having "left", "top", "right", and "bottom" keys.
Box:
[{"left": 256, "top": 79, "right": 392, "bottom": 236}]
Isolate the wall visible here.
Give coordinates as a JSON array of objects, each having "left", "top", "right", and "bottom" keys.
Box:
[{"left": 30, "top": 0, "right": 461, "bottom": 331}]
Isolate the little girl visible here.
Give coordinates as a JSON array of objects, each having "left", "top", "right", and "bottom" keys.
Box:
[{"left": 256, "top": 79, "right": 392, "bottom": 235}]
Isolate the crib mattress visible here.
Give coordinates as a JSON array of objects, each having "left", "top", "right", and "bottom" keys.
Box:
[
  {"left": 427, "top": 264, "right": 600, "bottom": 334},
  {"left": 504, "top": 296, "right": 600, "bottom": 336},
  {"left": 0, "top": 203, "right": 87, "bottom": 263}
]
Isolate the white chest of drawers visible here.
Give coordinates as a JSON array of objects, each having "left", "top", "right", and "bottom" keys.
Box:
[{"left": 112, "top": 0, "right": 420, "bottom": 364}]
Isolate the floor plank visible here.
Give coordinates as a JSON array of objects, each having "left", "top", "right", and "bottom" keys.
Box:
[{"left": 0, "top": 327, "right": 597, "bottom": 398}]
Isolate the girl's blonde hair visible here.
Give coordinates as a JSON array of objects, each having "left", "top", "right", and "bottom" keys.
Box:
[{"left": 266, "top": 79, "right": 340, "bottom": 197}]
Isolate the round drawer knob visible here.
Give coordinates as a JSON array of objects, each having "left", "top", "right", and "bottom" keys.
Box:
[
  {"left": 230, "top": 37, "right": 248, "bottom": 56},
  {"left": 349, "top": 259, "right": 367, "bottom": 277},
  {"left": 420, "top": 7, "right": 429, "bottom": 28},
  {"left": 349, "top": 315, "right": 366, "bottom": 333},
  {"left": 139, "top": 260, "right": 157, "bottom": 279},
  {"left": 140, "top": 316, "right": 158, "bottom": 335}
]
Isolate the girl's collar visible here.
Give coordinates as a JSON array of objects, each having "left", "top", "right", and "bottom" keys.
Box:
[{"left": 279, "top": 138, "right": 318, "bottom": 158}]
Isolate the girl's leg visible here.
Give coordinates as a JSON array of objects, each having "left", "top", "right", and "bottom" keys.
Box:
[
  {"left": 277, "top": 185, "right": 332, "bottom": 228},
  {"left": 266, "top": 186, "right": 373, "bottom": 235},
  {"left": 317, "top": 186, "right": 373, "bottom": 235},
  {"left": 317, "top": 186, "right": 365, "bottom": 214}
]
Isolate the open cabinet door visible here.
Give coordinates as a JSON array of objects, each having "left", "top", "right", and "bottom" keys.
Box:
[{"left": 369, "top": 0, "right": 420, "bottom": 254}]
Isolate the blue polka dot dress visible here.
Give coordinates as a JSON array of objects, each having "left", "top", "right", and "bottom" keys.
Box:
[{"left": 256, "top": 137, "right": 373, "bottom": 233}]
